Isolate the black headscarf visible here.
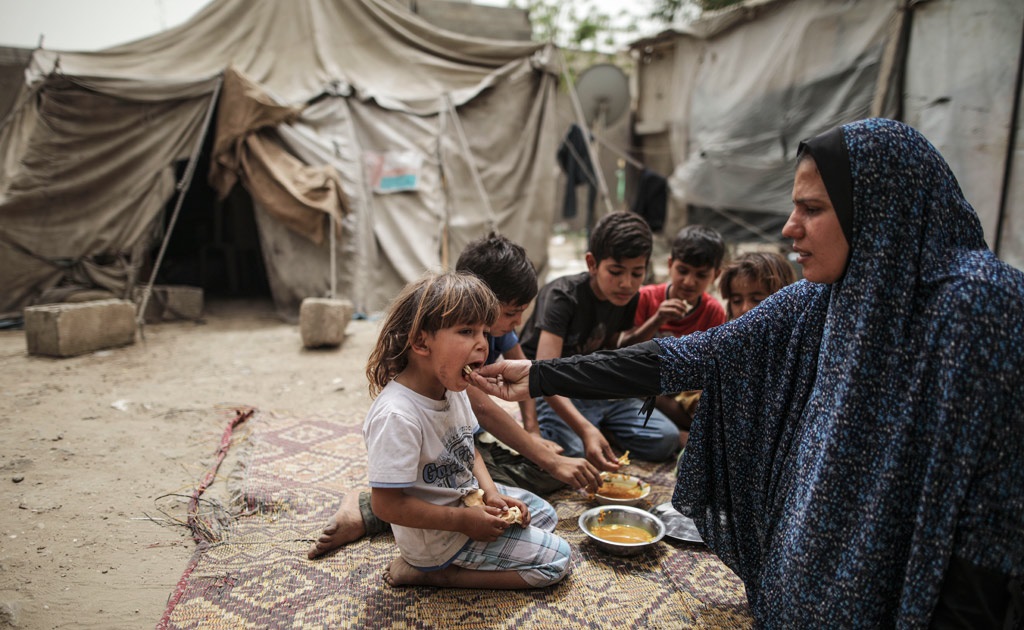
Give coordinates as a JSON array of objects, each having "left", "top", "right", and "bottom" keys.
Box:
[{"left": 797, "top": 125, "right": 855, "bottom": 245}]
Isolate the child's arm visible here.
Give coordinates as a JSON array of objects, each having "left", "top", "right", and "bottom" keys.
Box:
[
  {"left": 620, "top": 298, "right": 691, "bottom": 346},
  {"left": 535, "top": 330, "right": 622, "bottom": 472},
  {"left": 466, "top": 385, "right": 603, "bottom": 493},
  {"left": 501, "top": 344, "right": 540, "bottom": 435},
  {"left": 370, "top": 485, "right": 511, "bottom": 543},
  {"left": 472, "top": 448, "right": 504, "bottom": 506},
  {"left": 471, "top": 450, "right": 532, "bottom": 528}
]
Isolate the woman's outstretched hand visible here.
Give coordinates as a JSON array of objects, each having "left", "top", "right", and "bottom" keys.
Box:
[{"left": 469, "top": 360, "right": 532, "bottom": 401}]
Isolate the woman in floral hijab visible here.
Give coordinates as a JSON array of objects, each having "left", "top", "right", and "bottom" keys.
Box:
[{"left": 474, "top": 119, "right": 1023, "bottom": 627}]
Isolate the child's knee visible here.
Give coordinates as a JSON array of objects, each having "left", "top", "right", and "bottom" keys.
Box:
[
  {"left": 511, "top": 490, "right": 558, "bottom": 531},
  {"left": 526, "top": 540, "right": 572, "bottom": 587},
  {"left": 531, "top": 496, "right": 557, "bottom": 519},
  {"left": 630, "top": 424, "right": 680, "bottom": 462}
]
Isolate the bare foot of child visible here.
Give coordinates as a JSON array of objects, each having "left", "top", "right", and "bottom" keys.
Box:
[
  {"left": 385, "top": 556, "right": 434, "bottom": 587},
  {"left": 307, "top": 492, "right": 366, "bottom": 559}
]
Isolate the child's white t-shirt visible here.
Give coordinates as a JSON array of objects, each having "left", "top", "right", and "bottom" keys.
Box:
[{"left": 363, "top": 379, "right": 479, "bottom": 568}]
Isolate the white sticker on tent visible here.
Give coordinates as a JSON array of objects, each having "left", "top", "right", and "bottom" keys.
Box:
[{"left": 364, "top": 151, "right": 422, "bottom": 193}]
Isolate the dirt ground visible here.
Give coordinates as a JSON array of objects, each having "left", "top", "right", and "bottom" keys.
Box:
[{"left": 0, "top": 298, "right": 382, "bottom": 629}]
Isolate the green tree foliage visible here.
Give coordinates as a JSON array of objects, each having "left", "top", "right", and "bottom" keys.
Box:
[
  {"left": 510, "top": 0, "right": 746, "bottom": 53},
  {"left": 508, "top": 0, "right": 741, "bottom": 77},
  {"left": 650, "top": 0, "right": 744, "bottom": 23},
  {"left": 507, "top": 0, "right": 653, "bottom": 79},
  {"left": 507, "top": 0, "right": 645, "bottom": 53}
]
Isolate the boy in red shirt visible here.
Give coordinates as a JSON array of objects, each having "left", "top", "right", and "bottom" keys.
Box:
[
  {"left": 620, "top": 225, "right": 726, "bottom": 442},
  {"left": 621, "top": 225, "right": 726, "bottom": 345}
]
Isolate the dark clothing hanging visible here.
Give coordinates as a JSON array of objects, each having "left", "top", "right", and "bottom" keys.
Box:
[
  {"left": 556, "top": 124, "right": 596, "bottom": 221},
  {"left": 631, "top": 167, "right": 667, "bottom": 232}
]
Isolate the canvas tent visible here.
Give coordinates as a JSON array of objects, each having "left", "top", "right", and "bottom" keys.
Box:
[
  {"left": 0, "top": 47, "right": 32, "bottom": 125},
  {"left": 630, "top": 0, "right": 1023, "bottom": 269},
  {"left": 902, "top": 0, "right": 1023, "bottom": 269},
  {"left": 0, "top": 0, "right": 562, "bottom": 320}
]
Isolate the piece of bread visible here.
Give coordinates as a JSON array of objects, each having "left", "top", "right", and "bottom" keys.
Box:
[
  {"left": 502, "top": 506, "right": 523, "bottom": 525},
  {"left": 462, "top": 489, "right": 523, "bottom": 526},
  {"left": 462, "top": 488, "right": 485, "bottom": 507}
]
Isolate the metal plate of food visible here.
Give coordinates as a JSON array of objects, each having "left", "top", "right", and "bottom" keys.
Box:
[{"left": 651, "top": 502, "right": 704, "bottom": 544}]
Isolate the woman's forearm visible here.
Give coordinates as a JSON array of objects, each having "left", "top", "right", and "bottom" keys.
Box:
[{"left": 529, "top": 341, "right": 663, "bottom": 399}]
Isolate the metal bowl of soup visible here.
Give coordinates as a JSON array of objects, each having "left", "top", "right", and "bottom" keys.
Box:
[{"left": 578, "top": 505, "right": 666, "bottom": 556}]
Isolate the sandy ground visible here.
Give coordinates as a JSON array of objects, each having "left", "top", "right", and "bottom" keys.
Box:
[{"left": 0, "top": 299, "right": 382, "bottom": 629}]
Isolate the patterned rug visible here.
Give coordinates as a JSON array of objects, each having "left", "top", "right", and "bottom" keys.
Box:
[{"left": 159, "top": 408, "right": 753, "bottom": 629}]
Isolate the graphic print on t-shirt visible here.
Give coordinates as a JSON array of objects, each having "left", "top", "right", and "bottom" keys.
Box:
[{"left": 421, "top": 424, "right": 475, "bottom": 489}]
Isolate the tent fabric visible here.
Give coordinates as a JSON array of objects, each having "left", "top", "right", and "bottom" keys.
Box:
[
  {"left": 902, "top": 0, "right": 1024, "bottom": 270},
  {"left": 0, "top": 76, "right": 210, "bottom": 314},
  {"left": 658, "top": 0, "right": 898, "bottom": 217},
  {"left": 24, "top": 0, "right": 544, "bottom": 108},
  {"left": 633, "top": 0, "right": 1021, "bottom": 269},
  {"left": 0, "top": 0, "right": 561, "bottom": 318},
  {"left": 210, "top": 67, "right": 349, "bottom": 247},
  {"left": 0, "top": 47, "right": 31, "bottom": 125}
]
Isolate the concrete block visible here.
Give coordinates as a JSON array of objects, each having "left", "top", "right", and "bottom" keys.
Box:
[
  {"left": 299, "top": 298, "right": 354, "bottom": 348},
  {"left": 24, "top": 299, "right": 136, "bottom": 357},
  {"left": 134, "top": 285, "right": 204, "bottom": 323}
]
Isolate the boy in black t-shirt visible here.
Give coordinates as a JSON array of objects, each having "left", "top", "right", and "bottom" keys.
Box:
[{"left": 518, "top": 212, "right": 680, "bottom": 468}]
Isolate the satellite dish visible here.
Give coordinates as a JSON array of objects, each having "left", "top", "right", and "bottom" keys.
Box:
[{"left": 575, "top": 63, "right": 629, "bottom": 127}]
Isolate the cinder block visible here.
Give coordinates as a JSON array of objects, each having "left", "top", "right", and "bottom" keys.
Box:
[
  {"left": 134, "top": 285, "right": 204, "bottom": 323},
  {"left": 24, "top": 299, "right": 136, "bottom": 357},
  {"left": 299, "top": 298, "right": 354, "bottom": 348}
]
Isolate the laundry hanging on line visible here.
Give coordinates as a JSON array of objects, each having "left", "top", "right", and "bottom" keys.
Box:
[
  {"left": 631, "top": 168, "right": 667, "bottom": 233},
  {"left": 556, "top": 124, "right": 597, "bottom": 221}
]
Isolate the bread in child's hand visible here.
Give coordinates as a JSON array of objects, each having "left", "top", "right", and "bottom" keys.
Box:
[
  {"left": 501, "top": 506, "right": 523, "bottom": 526},
  {"left": 462, "top": 489, "right": 522, "bottom": 526},
  {"left": 462, "top": 488, "right": 485, "bottom": 507}
]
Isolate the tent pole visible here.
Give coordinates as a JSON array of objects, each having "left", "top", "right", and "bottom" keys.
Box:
[
  {"left": 995, "top": 12, "right": 1024, "bottom": 257},
  {"left": 559, "top": 49, "right": 616, "bottom": 223},
  {"left": 136, "top": 75, "right": 223, "bottom": 338},
  {"left": 444, "top": 94, "right": 496, "bottom": 231},
  {"left": 437, "top": 102, "right": 451, "bottom": 269},
  {"left": 329, "top": 212, "right": 337, "bottom": 299}
]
